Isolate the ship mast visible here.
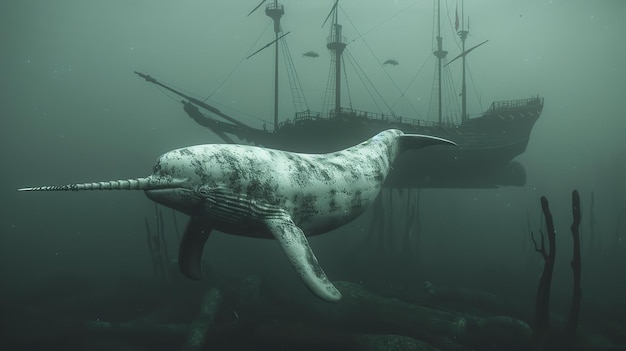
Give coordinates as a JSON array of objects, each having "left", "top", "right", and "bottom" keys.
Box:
[
  {"left": 325, "top": 0, "right": 346, "bottom": 116},
  {"left": 433, "top": 0, "right": 448, "bottom": 124},
  {"left": 458, "top": 0, "right": 469, "bottom": 122},
  {"left": 444, "top": 0, "right": 487, "bottom": 122},
  {"left": 265, "top": 0, "right": 284, "bottom": 131}
]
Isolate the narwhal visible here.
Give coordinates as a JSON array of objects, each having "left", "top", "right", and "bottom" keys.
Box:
[{"left": 19, "top": 129, "right": 455, "bottom": 301}]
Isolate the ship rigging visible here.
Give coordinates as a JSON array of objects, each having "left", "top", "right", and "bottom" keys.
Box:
[{"left": 135, "top": 0, "right": 543, "bottom": 189}]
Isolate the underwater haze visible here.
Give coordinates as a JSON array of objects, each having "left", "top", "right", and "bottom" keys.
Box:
[{"left": 1, "top": 0, "right": 625, "bottom": 350}]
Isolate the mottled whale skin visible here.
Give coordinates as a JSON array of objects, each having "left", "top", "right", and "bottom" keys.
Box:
[{"left": 19, "top": 129, "right": 455, "bottom": 301}]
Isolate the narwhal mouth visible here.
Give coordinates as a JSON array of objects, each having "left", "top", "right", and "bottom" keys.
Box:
[
  {"left": 144, "top": 187, "right": 201, "bottom": 216},
  {"left": 17, "top": 176, "right": 187, "bottom": 192}
]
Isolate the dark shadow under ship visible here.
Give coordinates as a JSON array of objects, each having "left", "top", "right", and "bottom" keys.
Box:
[{"left": 136, "top": 0, "right": 544, "bottom": 189}]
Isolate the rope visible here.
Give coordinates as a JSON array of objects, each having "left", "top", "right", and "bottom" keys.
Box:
[
  {"left": 391, "top": 53, "right": 432, "bottom": 119},
  {"left": 443, "top": 62, "right": 460, "bottom": 123},
  {"left": 342, "top": 55, "right": 352, "bottom": 109},
  {"left": 281, "top": 35, "right": 309, "bottom": 112},
  {"left": 343, "top": 50, "right": 385, "bottom": 116},
  {"left": 465, "top": 57, "right": 484, "bottom": 114},
  {"left": 346, "top": 1, "right": 420, "bottom": 46},
  {"left": 322, "top": 52, "right": 336, "bottom": 113},
  {"left": 203, "top": 21, "right": 272, "bottom": 102}
]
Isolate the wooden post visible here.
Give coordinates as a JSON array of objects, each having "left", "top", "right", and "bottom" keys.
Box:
[{"left": 565, "top": 190, "right": 582, "bottom": 344}]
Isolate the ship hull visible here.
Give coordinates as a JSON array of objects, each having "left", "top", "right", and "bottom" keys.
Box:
[{"left": 232, "top": 97, "right": 543, "bottom": 188}]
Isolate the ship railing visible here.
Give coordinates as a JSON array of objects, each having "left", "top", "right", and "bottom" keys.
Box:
[
  {"left": 288, "top": 97, "right": 543, "bottom": 130},
  {"left": 292, "top": 108, "right": 458, "bottom": 129},
  {"left": 486, "top": 96, "right": 544, "bottom": 113}
]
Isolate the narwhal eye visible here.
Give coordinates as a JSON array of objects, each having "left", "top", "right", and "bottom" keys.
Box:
[
  {"left": 152, "top": 162, "right": 162, "bottom": 174},
  {"left": 197, "top": 185, "right": 211, "bottom": 197}
]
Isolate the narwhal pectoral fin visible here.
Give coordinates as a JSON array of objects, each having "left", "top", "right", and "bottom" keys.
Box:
[
  {"left": 179, "top": 217, "right": 212, "bottom": 280},
  {"left": 265, "top": 213, "right": 342, "bottom": 302}
]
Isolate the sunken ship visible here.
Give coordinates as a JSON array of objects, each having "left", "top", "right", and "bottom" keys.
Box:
[{"left": 135, "top": 0, "right": 543, "bottom": 188}]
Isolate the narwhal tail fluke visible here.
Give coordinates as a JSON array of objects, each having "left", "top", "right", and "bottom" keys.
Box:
[
  {"left": 398, "top": 133, "right": 457, "bottom": 152},
  {"left": 17, "top": 176, "right": 178, "bottom": 192}
]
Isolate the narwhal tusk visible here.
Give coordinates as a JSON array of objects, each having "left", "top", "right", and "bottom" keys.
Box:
[{"left": 17, "top": 177, "right": 184, "bottom": 192}]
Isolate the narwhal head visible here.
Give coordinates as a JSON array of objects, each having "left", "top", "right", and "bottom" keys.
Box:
[
  {"left": 142, "top": 147, "right": 216, "bottom": 215},
  {"left": 18, "top": 146, "right": 213, "bottom": 216}
]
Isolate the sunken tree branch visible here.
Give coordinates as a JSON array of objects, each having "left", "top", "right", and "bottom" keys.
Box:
[
  {"left": 531, "top": 190, "right": 584, "bottom": 350},
  {"left": 565, "top": 190, "right": 582, "bottom": 343},
  {"left": 532, "top": 196, "right": 557, "bottom": 350}
]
